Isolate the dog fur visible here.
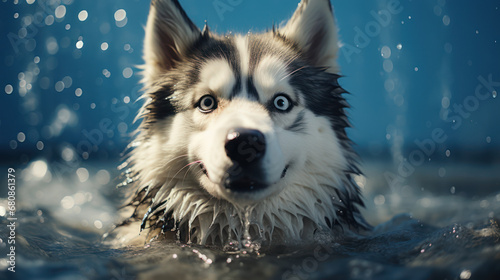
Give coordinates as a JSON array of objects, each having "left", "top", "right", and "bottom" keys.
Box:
[{"left": 115, "top": 0, "right": 369, "bottom": 246}]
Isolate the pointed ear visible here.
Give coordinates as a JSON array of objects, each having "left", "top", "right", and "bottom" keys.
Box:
[
  {"left": 281, "top": 0, "right": 340, "bottom": 73},
  {"left": 144, "top": 0, "right": 201, "bottom": 80}
]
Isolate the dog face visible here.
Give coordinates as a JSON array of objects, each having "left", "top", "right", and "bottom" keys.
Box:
[{"left": 125, "top": 0, "right": 367, "bottom": 244}]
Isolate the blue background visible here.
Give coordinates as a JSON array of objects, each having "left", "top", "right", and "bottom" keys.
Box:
[{"left": 1, "top": 0, "right": 499, "bottom": 165}]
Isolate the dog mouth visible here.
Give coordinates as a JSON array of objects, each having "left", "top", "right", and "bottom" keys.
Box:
[{"left": 199, "top": 163, "right": 289, "bottom": 193}]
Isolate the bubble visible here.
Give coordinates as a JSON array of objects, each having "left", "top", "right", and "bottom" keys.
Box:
[
  {"left": 383, "top": 60, "right": 393, "bottom": 73},
  {"left": 76, "top": 168, "right": 90, "bottom": 183},
  {"left": 31, "top": 160, "right": 48, "bottom": 178},
  {"left": 55, "top": 81, "right": 65, "bottom": 92},
  {"left": 114, "top": 9, "right": 126, "bottom": 21},
  {"left": 384, "top": 79, "right": 395, "bottom": 92},
  {"left": 460, "top": 270, "right": 471, "bottom": 279},
  {"left": 34, "top": 56, "right": 40, "bottom": 63},
  {"left": 396, "top": 43, "right": 403, "bottom": 50},
  {"left": 25, "top": 39, "right": 37, "bottom": 52},
  {"left": 90, "top": 103, "right": 96, "bottom": 109},
  {"left": 123, "top": 96, "right": 131, "bottom": 103},
  {"left": 394, "top": 95, "right": 404, "bottom": 106},
  {"left": 55, "top": 5, "right": 66, "bottom": 19},
  {"left": 118, "top": 122, "right": 128, "bottom": 134},
  {"left": 10, "top": 140, "right": 18, "bottom": 149},
  {"left": 76, "top": 40, "right": 84, "bottom": 49},
  {"left": 433, "top": 5, "right": 442, "bottom": 16},
  {"left": 46, "top": 37, "right": 59, "bottom": 55},
  {"left": 61, "top": 196, "right": 75, "bottom": 209},
  {"left": 445, "top": 150, "right": 451, "bottom": 157},
  {"left": 17, "top": 132, "right": 26, "bottom": 142},
  {"left": 122, "top": 67, "right": 133, "bottom": 79},
  {"left": 36, "top": 141, "right": 44, "bottom": 150},
  {"left": 450, "top": 186, "right": 456, "bottom": 194},
  {"left": 94, "top": 220, "right": 103, "bottom": 229},
  {"left": 78, "top": 10, "right": 88, "bottom": 21},
  {"left": 75, "top": 88, "right": 83, "bottom": 97},
  {"left": 493, "top": 91, "right": 497, "bottom": 98},
  {"left": 414, "top": 67, "right": 419, "bottom": 72},
  {"left": 442, "top": 15, "right": 450, "bottom": 26},
  {"left": 62, "top": 76, "right": 73, "bottom": 88},
  {"left": 124, "top": 44, "right": 131, "bottom": 51},
  {"left": 26, "top": 0, "right": 35, "bottom": 4},
  {"left": 116, "top": 17, "right": 128, "bottom": 28},
  {"left": 102, "top": 69, "right": 111, "bottom": 78},
  {"left": 438, "top": 167, "right": 446, "bottom": 178},
  {"left": 58, "top": 107, "right": 71, "bottom": 123},
  {"left": 486, "top": 136, "right": 491, "bottom": 143},
  {"left": 441, "top": 96, "right": 450, "bottom": 108},
  {"left": 381, "top": 46, "right": 391, "bottom": 59},
  {"left": 62, "top": 147, "right": 75, "bottom": 161},
  {"left": 5, "top": 84, "right": 13, "bottom": 94},
  {"left": 101, "top": 42, "right": 109, "bottom": 51},
  {"left": 96, "top": 170, "right": 111, "bottom": 185},
  {"left": 45, "top": 15, "right": 54, "bottom": 25}
]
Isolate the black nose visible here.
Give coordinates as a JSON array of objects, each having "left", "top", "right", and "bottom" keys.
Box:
[{"left": 225, "top": 128, "right": 266, "bottom": 166}]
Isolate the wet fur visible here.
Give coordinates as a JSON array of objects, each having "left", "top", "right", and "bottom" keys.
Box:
[{"left": 115, "top": 0, "right": 370, "bottom": 246}]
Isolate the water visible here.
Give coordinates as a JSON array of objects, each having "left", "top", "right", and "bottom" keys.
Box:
[{"left": 1, "top": 160, "right": 499, "bottom": 280}]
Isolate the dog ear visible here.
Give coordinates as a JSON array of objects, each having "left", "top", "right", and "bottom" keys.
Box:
[
  {"left": 281, "top": 0, "right": 340, "bottom": 73},
  {"left": 144, "top": 0, "right": 201, "bottom": 79}
]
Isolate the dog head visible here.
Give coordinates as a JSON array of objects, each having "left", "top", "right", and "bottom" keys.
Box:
[{"left": 124, "top": 0, "right": 367, "bottom": 244}]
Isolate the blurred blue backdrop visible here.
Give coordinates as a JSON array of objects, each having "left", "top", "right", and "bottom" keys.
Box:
[{"left": 1, "top": 0, "right": 499, "bottom": 166}]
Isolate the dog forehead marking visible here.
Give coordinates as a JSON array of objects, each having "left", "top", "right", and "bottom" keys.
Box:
[
  {"left": 199, "top": 59, "right": 236, "bottom": 97},
  {"left": 254, "top": 55, "right": 291, "bottom": 93}
]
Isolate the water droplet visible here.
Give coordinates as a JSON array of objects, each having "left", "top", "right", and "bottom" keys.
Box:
[
  {"left": 383, "top": 60, "right": 393, "bottom": 73},
  {"left": 94, "top": 220, "right": 103, "bottom": 229},
  {"left": 75, "top": 88, "right": 83, "bottom": 97},
  {"left": 55, "top": 5, "right": 66, "bottom": 19},
  {"left": 76, "top": 167, "right": 90, "bottom": 183},
  {"left": 5, "top": 84, "right": 13, "bottom": 94},
  {"left": 61, "top": 196, "right": 75, "bottom": 209},
  {"left": 78, "top": 10, "right": 88, "bottom": 21},
  {"left": 438, "top": 167, "right": 446, "bottom": 177},
  {"left": 442, "top": 15, "right": 450, "bottom": 26},
  {"left": 381, "top": 45, "right": 391, "bottom": 59},
  {"left": 114, "top": 9, "right": 127, "bottom": 21},
  {"left": 76, "top": 40, "right": 84, "bottom": 49},
  {"left": 17, "top": 132, "right": 26, "bottom": 142},
  {"left": 101, "top": 42, "right": 109, "bottom": 51},
  {"left": 460, "top": 270, "right": 471, "bottom": 279},
  {"left": 123, "top": 67, "right": 133, "bottom": 79}
]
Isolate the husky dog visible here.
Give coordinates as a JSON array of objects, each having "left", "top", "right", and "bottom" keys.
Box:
[{"left": 117, "top": 0, "right": 369, "bottom": 246}]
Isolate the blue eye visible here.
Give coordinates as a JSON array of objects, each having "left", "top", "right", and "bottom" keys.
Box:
[
  {"left": 273, "top": 94, "right": 292, "bottom": 112},
  {"left": 198, "top": 95, "right": 217, "bottom": 113}
]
